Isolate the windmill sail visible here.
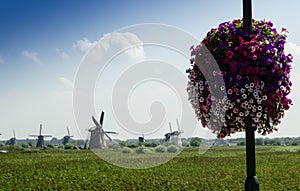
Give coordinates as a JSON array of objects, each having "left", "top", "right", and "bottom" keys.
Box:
[
  {"left": 99, "top": 111, "right": 104, "bottom": 126},
  {"left": 169, "top": 122, "right": 172, "bottom": 133}
]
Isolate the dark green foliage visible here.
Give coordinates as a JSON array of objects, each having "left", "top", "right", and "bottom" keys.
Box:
[
  {"left": 142, "top": 141, "right": 158, "bottom": 147},
  {"left": 190, "top": 137, "right": 202, "bottom": 147},
  {"left": 126, "top": 142, "right": 139, "bottom": 148}
]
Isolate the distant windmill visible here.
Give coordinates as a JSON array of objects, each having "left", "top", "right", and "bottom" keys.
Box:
[
  {"left": 62, "top": 126, "right": 74, "bottom": 145},
  {"left": 164, "top": 119, "right": 183, "bottom": 146},
  {"left": 29, "top": 124, "right": 52, "bottom": 148},
  {"left": 88, "top": 111, "right": 117, "bottom": 149},
  {"left": 8, "top": 130, "right": 17, "bottom": 145},
  {"left": 138, "top": 133, "right": 145, "bottom": 144}
]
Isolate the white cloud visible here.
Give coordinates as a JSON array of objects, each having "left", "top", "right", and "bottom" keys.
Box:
[
  {"left": 0, "top": 56, "right": 4, "bottom": 64},
  {"left": 58, "top": 77, "right": 74, "bottom": 92},
  {"left": 61, "top": 52, "right": 69, "bottom": 60},
  {"left": 55, "top": 48, "right": 69, "bottom": 60},
  {"left": 99, "top": 32, "right": 145, "bottom": 61},
  {"left": 72, "top": 32, "right": 145, "bottom": 61},
  {"left": 72, "top": 37, "right": 97, "bottom": 53},
  {"left": 21, "top": 50, "right": 43, "bottom": 65}
]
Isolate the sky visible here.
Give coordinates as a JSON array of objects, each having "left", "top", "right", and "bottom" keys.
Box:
[{"left": 0, "top": 0, "right": 300, "bottom": 141}]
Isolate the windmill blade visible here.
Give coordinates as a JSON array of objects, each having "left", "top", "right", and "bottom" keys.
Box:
[
  {"left": 39, "top": 124, "right": 42, "bottom": 136},
  {"left": 105, "top": 131, "right": 118, "bottom": 134},
  {"left": 13, "top": 130, "right": 16, "bottom": 138},
  {"left": 176, "top": 119, "right": 180, "bottom": 131},
  {"left": 92, "top": 116, "right": 100, "bottom": 127},
  {"left": 67, "top": 127, "right": 70, "bottom": 136},
  {"left": 176, "top": 118, "right": 184, "bottom": 133},
  {"left": 169, "top": 122, "right": 172, "bottom": 133},
  {"left": 43, "top": 135, "right": 52, "bottom": 137},
  {"left": 99, "top": 111, "right": 104, "bottom": 126},
  {"left": 103, "top": 131, "right": 112, "bottom": 142}
]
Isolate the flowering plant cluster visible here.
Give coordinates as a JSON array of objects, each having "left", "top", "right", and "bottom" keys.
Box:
[{"left": 187, "top": 19, "right": 293, "bottom": 138}]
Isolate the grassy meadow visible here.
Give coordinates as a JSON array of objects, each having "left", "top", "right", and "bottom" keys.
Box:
[{"left": 0, "top": 146, "right": 299, "bottom": 191}]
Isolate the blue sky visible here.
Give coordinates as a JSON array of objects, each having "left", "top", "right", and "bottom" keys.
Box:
[{"left": 0, "top": 0, "right": 299, "bottom": 140}]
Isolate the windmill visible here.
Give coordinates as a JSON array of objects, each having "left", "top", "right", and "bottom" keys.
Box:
[
  {"left": 62, "top": 126, "right": 74, "bottom": 145},
  {"left": 164, "top": 119, "right": 183, "bottom": 146},
  {"left": 88, "top": 111, "right": 117, "bottom": 149},
  {"left": 138, "top": 133, "right": 145, "bottom": 144},
  {"left": 8, "top": 130, "right": 17, "bottom": 145},
  {"left": 29, "top": 124, "right": 52, "bottom": 148}
]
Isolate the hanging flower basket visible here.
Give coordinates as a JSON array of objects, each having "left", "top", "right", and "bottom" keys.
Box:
[{"left": 187, "top": 19, "right": 293, "bottom": 138}]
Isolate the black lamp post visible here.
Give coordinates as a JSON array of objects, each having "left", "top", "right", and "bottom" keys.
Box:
[{"left": 243, "top": 0, "right": 260, "bottom": 190}]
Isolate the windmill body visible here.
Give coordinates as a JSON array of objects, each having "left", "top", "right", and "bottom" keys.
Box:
[
  {"left": 89, "top": 127, "right": 107, "bottom": 149},
  {"left": 164, "top": 120, "right": 183, "bottom": 146},
  {"left": 29, "top": 124, "right": 52, "bottom": 148},
  {"left": 88, "top": 111, "right": 117, "bottom": 149},
  {"left": 8, "top": 130, "right": 16, "bottom": 145},
  {"left": 62, "top": 127, "right": 74, "bottom": 145},
  {"left": 8, "top": 138, "right": 16, "bottom": 145},
  {"left": 138, "top": 134, "right": 145, "bottom": 143}
]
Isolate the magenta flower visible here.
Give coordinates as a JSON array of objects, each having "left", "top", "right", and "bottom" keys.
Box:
[{"left": 226, "top": 51, "right": 234, "bottom": 59}]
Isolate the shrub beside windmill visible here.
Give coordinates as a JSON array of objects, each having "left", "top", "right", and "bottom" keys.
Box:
[
  {"left": 29, "top": 124, "right": 52, "bottom": 148},
  {"left": 88, "top": 111, "right": 117, "bottom": 149}
]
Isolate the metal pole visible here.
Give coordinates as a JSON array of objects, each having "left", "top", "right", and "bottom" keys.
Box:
[
  {"left": 243, "top": 0, "right": 252, "bottom": 33},
  {"left": 244, "top": 116, "right": 259, "bottom": 191},
  {"left": 243, "top": 1, "right": 260, "bottom": 190}
]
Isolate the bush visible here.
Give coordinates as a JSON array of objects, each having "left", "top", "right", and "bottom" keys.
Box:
[
  {"left": 126, "top": 142, "right": 139, "bottom": 148},
  {"left": 155, "top": 145, "right": 167, "bottom": 153},
  {"left": 47, "top": 144, "right": 55, "bottom": 149},
  {"left": 190, "top": 137, "right": 202, "bottom": 147},
  {"left": 135, "top": 146, "right": 152, "bottom": 154},
  {"left": 64, "top": 143, "right": 75, "bottom": 149},
  {"left": 167, "top": 145, "right": 179, "bottom": 153},
  {"left": 143, "top": 142, "right": 158, "bottom": 147},
  {"left": 108, "top": 143, "right": 121, "bottom": 150},
  {"left": 122, "top": 147, "right": 133, "bottom": 154},
  {"left": 182, "top": 140, "right": 190, "bottom": 147}
]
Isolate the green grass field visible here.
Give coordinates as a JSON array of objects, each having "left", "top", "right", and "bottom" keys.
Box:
[{"left": 0, "top": 146, "right": 299, "bottom": 191}]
